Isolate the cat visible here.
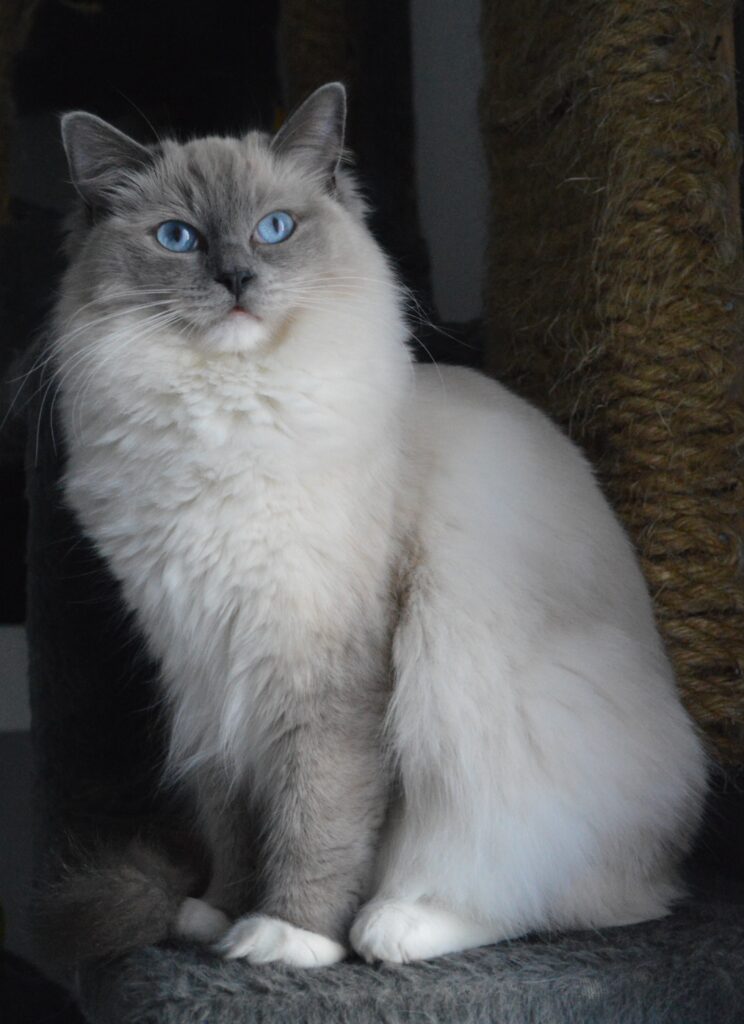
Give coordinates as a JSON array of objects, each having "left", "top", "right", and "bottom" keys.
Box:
[{"left": 48, "top": 81, "right": 707, "bottom": 968}]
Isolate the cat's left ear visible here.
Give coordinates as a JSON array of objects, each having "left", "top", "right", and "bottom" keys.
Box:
[
  {"left": 272, "top": 82, "right": 346, "bottom": 184},
  {"left": 61, "top": 112, "right": 155, "bottom": 209}
]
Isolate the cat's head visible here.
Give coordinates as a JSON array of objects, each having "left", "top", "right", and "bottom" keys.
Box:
[{"left": 59, "top": 83, "right": 376, "bottom": 355}]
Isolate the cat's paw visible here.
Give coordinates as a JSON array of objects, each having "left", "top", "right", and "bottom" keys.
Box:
[
  {"left": 216, "top": 914, "right": 347, "bottom": 967},
  {"left": 174, "top": 897, "right": 232, "bottom": 943},
  {"left": 350, "top": 898, "right": 495, "bottom": 963}
]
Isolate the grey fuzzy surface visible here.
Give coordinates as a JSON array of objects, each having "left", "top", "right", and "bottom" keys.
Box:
[{"left": 76, "top": 882, "right": 744, "bottom": 1024}]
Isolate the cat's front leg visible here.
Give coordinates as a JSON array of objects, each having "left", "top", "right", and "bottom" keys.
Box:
[
  {"left": 218, "top": 913, "right": 347, "bottom": 968},
  {"left": 217, "top": 697, "right": 388, "bottom": 968}
]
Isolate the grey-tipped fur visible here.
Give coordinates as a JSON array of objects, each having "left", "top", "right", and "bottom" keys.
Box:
[
  {"left": 60, "top": 111, "right": 155, "bottom": 208},
  {"left": 33, "top": 841, "right": 196, "bottom": 975},
  {"left": 272, "top": 81, "right": 346, "bottom": 178}
]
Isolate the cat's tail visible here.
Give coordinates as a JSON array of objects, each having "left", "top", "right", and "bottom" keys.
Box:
[{"left": 32, "top": 838, "right": 198, "bottom": 978}]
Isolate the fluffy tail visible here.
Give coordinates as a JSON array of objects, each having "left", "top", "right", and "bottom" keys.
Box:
[{"left": 33, "top": 839, "right": 198, "bottom": 976}]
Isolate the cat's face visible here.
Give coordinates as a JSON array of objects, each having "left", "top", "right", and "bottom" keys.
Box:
[{"left": 60, "top": 84, "right": 364, "bottom": 355}]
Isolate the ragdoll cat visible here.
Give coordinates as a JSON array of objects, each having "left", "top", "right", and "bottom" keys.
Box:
[{"left": 50, "top": 82, "right": 707, "bottom": 967}]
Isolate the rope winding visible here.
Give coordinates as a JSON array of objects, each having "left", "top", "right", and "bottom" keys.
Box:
[{"left": 481, "top": 0, "right": 744, "bottom": 762}]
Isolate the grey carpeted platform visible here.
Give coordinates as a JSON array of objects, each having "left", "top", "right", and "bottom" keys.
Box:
[{"left": 75, "top": 882, "right": 744, "bottom": 1024}]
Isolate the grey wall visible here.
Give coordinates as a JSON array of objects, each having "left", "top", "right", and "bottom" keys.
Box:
[
  {"left": 410, "top": 0, "right": 487, "bottom": 322},
  {"left": 0, "top": 628, "right": 33, "bottom": 959}
]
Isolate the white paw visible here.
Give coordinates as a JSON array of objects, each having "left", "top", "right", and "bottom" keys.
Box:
[
  {"left": 215, "top": 914, "right": 347, "bottom": 967},
  {"left": 174, "top": 897, "right": 232, "bottom": 943},
  {"left": 350, "top": 898, "right": 495, "bottom": 963}
]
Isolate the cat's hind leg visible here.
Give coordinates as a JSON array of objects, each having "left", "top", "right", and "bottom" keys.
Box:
[
  {"left": 174, "top": 897, "right": 231, "bottom": 943},
  {"left": 350, "top": 899, "right": 501, "bottom": 963},
  {"left": 172, "top": 766, "right": 257, "bottom": 946},
  {"left": 357, "top": 522, "right": 705, "bottom": 962}
]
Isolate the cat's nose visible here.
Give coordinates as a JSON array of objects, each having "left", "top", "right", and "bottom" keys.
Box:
[{"left": 215, "top": 268, "right": 254, "bottom": 300}]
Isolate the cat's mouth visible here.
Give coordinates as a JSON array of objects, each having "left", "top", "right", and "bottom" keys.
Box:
[{"left": 228, "top": 306, "right": 261, "bottom": 321}]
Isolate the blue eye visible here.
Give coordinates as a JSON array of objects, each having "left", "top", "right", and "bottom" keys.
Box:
[
  {"left": 156, "top": 220, "right": 200, "bottom": 253},
  {"left": 255, "top": 211, "right": 295, "bottom": 244}
]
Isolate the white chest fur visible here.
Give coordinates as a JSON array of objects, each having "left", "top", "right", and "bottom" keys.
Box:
[{"left": 60, "top": 326, "right": 407, "bottom": 775}]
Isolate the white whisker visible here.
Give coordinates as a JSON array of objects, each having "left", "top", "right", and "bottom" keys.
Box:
[{"left": 36, "top": 308, "right": 184, "bottom": 461}]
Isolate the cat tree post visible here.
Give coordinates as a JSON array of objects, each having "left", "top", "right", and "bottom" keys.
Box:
[{"left": 481, "top": 0, "right": 744, "bottom": 764}]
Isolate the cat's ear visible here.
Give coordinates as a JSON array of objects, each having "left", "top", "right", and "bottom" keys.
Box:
[
  {"left": 272, "top": 82, "right": 346, "bottom": 182},
  {"left": 61, "top": 112, "right": 154, "bottom": 208}
]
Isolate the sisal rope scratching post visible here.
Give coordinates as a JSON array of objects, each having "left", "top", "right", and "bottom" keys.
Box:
[
  {"left": 278, "top": 0, "right": 354, "bottom": 110},
  {"left": 481, "top": 0, "right": 744, "bottom": 763}
]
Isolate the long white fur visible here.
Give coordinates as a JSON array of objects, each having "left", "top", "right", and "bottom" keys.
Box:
[
  {"left": 377, "top": 368, "right": 706, "bottom": 948},
  {"left": 57, "top": 164, "right": 706, "bottom": 966}
]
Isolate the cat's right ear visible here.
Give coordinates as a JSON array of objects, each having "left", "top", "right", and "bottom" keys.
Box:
[
  {"left": 271, "top": 82, "right": 346, "bottom": 183},
  {"left": 60, "top": 112, "right": 154, "bottom": 209}
]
